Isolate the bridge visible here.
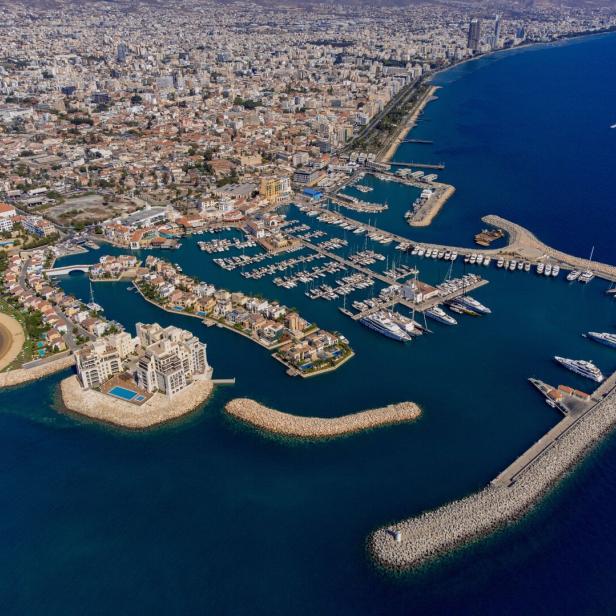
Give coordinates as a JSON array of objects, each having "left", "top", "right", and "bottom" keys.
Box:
[{"left": 45, "top": 264, "right": 93, "bottom": 276}]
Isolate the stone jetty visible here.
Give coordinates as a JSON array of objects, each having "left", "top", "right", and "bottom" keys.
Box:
[
  {"left": 60, "top": 374, "right": 214, "bottom": 429},
  {"left": 369, "top": 383, "right": 616, "bottom": 572},
  {"left": 225, "top": 398, "right": 421, "bottom": 438},
  {"left": 0, "top": 354, "right": 75, "bottom": 388}
]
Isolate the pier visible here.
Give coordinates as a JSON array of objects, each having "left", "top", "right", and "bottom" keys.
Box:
[
  {"left": 401, "top": 139, "right": 433, "bottom": 144},
  {"left": 389, "top": 162, "right": 445, "bottom": 170},
  {"left": 369, "top": 371, "right": 616, "bottom": 572}
]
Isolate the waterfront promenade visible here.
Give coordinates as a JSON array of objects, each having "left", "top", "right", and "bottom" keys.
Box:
[
  {"left": 369, "top": 372, "right": 616, "bottom": 572},
  {"left": 0, "top": 353, "right": 75, "bottom": 388},
  {"left": 225, "top": 398, "right": 421, "bottom": 438}
]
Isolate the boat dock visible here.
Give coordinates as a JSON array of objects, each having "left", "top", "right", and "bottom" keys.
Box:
[
  {"left": 349, "top": 277, "right": 489, "bottom": 321},
  {"left": 389, "top": 162, "right": 445, "bottom": 170},
  {"left": 492, "top": 372, "right": 616, "bottom": 488}
]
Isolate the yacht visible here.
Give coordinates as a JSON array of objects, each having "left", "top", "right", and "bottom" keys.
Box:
[
  {"left": 360, "top": 311, "right": 412, "bottom": 342},
  {"left": 579, "top": 270, "right": 595, "bottom": 283},
  {"left": 586, "top": 332, "right": 616, "bottom": 349},
  {"left": 523, "top": 262, "right": 531, "bottom": 272},
  {"left": 456, "top": 295, "right": 491, "bottom": 315},
  {"left": 425, "top": 306, "right": 457, "bottom": 325},
  {"left": 451, "top": 252, "right": 458, "bottom": 261},
  {"left": 552, "top": 265, "right": 560, "bottom": 277},
  {"left": 544, "top": 264, "right": 552, "bottom": 276},
  {"left": 536, "top": 263, "right": 545, "bottom": 275},
  {"left": 476, "top": 255, "right": 484, "bottom": 265},
  {"left": 517, "top": 261, "right": 523, "bottom": 270},
  {"left": 483, "top": 257, "right": 491, "bottom": 267},
  {"left": 509, "top": 260, "right": 517, "bottom": 271},
  {"left": 497, "top": 258, "right": 504, "bottom": 268},
  {"left": 566, "top": 270, "right": 581, "bottom": 282},
  {"left": 554, "top": 356, "right": 604, "bottom": 382}
]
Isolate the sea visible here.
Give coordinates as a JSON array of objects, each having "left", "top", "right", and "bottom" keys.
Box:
[{"left": 1, "top": 32, "right": 616, "bottom": 615}]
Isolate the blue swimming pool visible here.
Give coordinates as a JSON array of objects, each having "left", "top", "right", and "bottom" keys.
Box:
[{"left": 108, "top": 386, "right": 138, "bottom": 401}]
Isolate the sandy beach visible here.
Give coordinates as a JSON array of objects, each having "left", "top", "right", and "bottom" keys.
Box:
[
  {"left": 225, "top": 398, "right": 421, "bottom": 438},
  {"left": 0, "top": 312, "right": 25, "bottom": 372},
  {"left": 380, "top": 85, "right": 438, "bottom": 163},
  {"left": 60, "top": 374, "right": 215, "bottom": 429}
]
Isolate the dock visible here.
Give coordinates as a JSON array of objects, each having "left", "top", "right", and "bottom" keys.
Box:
[
  {"left": 350, "top": 277, "right": 489, "bottom": 321},
  {"left": 401, "top": 139, "right": 433, "bottom": 144},
  {"left": 389, "top": 162, "right": 445, "bottom": 170},
  {"left": 492, "top": 372, "right": 616, "bottom": 488}
]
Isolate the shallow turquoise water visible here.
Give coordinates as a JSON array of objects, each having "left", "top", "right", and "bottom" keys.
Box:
[{"left": 2, "top": 32, "right": 616, "bottom": 615}]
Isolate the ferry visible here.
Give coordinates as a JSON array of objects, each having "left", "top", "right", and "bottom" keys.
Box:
[
  {"left": 425, "top": 306, "right": 457, "bottom": 325},
  {"left": 586, "top": 332, "right": 616, "bottom": 349},
  {"left": 554, "top": 356, "right": 604, "bottom": 382},
  {"left": 359, "top": 311, "right": 412, "bottom": 342},
  {"left": 567, "top": 270, "right": 581, "bottom": 282}
]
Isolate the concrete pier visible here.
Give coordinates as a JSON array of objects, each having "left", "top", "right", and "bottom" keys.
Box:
[{"left": 369, "top": 374, "right": 616, "bottom": 572}]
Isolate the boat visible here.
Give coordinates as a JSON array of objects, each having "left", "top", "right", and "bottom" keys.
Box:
[
  {"left": 497, "top": 258, "right": 504, "bottom": 268},
  {"left": 523, "top": 262, "right": 531, "bottom": 272},
  {"left": 425, "top": 306, "right": 457, "bottom": 325},
  {"left": 446, "top": 299, "right": 480, "bottom": 316},
  {"left": 566, "top": 270, "right": 581, "bottom": 282},
  {"left": 359, "top": 311, "right": 412, "bottom": 342},
  {"left": 586, "top": 332, "right": 616, "bottom": 349},
  {"left": 516, "top": 261, "right": 523, "bottom": 270},
  {"left": 544, "top": 264, "right": 552, "bottom": 276},
  {"left": 536, "top": 263, "right": 545, "bottom": 274},
  {"left": 554, "top": 356, "right": 604, "bottom": 382},
  {"left": 456, "top": 295, "right": 491, "bottom": 315},
  {"left": 579, "top": 270, "right": 594, "bottom": 283},
  {"left": 552, "top": 265, "right": 560, "bottom": 277},
  {"left": 509, "top": 260, "right": 516, "bottom": 271},
  {"left": 483, "top": 257, "right": 491, "bottom": 267}
]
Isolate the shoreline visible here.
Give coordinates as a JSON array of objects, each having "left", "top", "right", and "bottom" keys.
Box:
[
  {"left": 224, "top": 398, "right": 421, "bottom": 439},
  {"left": 369, "top": 378, "right": 616, "bottom": 572},
  {"left": 60, "top": 374, "right": 215, "bottom": 429},
  {"left": 0, "top": 353, "right": 75, "bottom": 388},
  {"left": 0, "top": 312, "right": 25, "bottom": 372},
  {"left": 379, "top": 85, "right": 438, "bottom": 164}
]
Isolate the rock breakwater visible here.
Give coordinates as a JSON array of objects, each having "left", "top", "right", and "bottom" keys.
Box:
[
  {"left": 225, "top": 398, "right": 421, "bottom": 438},
  {"left": 369, "top": 386, "right": 616, "bottom": 571}
]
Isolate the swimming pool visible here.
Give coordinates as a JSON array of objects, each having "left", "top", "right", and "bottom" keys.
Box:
[{"left": 108, "top": 386, "right": 139, "bottom": 401}]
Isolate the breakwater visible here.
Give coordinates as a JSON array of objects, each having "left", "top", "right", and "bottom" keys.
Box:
[
  {"left": 369, "top": 380, "right": 616, "bottom": 572},
  {"left": 0, "top": 354, "right": 75, "bottom": 388},
  {"left": 225, "top": 398, "right": 421, "bottom": 438},
  {"left": 60, "top": 374, "right": 214, "bottom": 429}
]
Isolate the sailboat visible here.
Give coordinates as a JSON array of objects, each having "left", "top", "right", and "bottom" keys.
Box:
[
  {"left": 87, "top": 280, "right": 104, "bottom": 313},
  {"left": 579, "top": 246, "right": 595, "bottom": 283}
]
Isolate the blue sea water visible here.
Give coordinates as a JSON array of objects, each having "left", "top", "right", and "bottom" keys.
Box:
[{"left": 1, "top": 33, "right": 616, "bottom": 615}]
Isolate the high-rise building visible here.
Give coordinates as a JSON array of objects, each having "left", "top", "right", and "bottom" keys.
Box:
[
  {"left": 493, "top": 15, "right": 501, "bottom": 49},
  {"left": 116, "top": 42, "right": 128, "bottom": 64},
  {"left": 468, "top": 18, "right": 481, "bottom": 52}
]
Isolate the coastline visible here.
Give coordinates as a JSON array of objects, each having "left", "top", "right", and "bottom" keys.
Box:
[
  {"left": 0, "top": 353, "right": 75, "bottom": 388},
  {"left": 369, "top": 378, "right": 616, "bottom": 572},
  {"left": 225, "top": 398, "right": 421, "bottom": 438},
  {"left": 379, "top": 85, "right": 438, "bottom": 164},
  {"left": 60, "top": 374, "right": 214, "bottom": 429},
  {"left": 0, "top": 312, "right": 25, "bottom": 372}
]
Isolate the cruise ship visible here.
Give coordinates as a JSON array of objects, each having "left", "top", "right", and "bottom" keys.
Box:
[
  {"left": 359, "top": 311, "right": 412, "bottom": 342},
  {"left": 587, "top": 332, "right": 616, "bottom": 349},
  {"left": 554, "top": 356, "right": 604, "bottom": 382},
  {"left": 425, "top": 306, "right": 457, "bottom": 325}
]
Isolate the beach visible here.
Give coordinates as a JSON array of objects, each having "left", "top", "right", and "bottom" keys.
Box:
[
  {"left": 0, "top": 312, "right": 25, "bottom": 372},
  {"left": 225, "top": 398, "right": 421, "bottom": 438},
  {"left": 380, "top": 85, "right": 438, "bottom": 163}
]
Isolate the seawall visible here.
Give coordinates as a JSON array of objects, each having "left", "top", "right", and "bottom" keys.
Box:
[
  {"left": 60, "top": 374, "right": 214, "bottom": 429},
  {"left": 225, "top": 398, "right": 421, "bottom": 438},
  {"left": 0, "top": 354, "right": 75, "bottom": 388},
  {"left": 369, "top": 382, "right": 616, "bottom": 571}
]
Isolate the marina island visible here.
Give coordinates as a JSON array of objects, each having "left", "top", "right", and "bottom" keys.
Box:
[
  {"left": 133, "top": 256, "right": 354, "bottom": 377},
  {"left": 61, "top": 322, "right": 214, "bottom": 429}
]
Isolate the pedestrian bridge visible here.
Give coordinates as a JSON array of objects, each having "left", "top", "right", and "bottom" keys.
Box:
[{"left": 45, "top": 264, "right": 92, "bottom": 276}]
